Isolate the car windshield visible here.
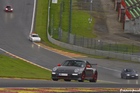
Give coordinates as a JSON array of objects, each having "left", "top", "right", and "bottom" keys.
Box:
[
  {"left": 125, "top": 69, "right": 136, "bottom": 72},
  {"left": 6, "top": 6, "right": 11, "bottom": 9},
  {"left": 32, "top": 34, "right": 39, "bottom": 37},
  {"left": 62, "top": 60, "right": 86, "bottom": 67}
]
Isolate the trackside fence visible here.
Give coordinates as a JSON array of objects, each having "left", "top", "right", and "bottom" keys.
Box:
[
  {"left": 48, "top": 30, "right": 140, "bottom": 62},
  {"left": 51, "top": 29, "right": 140, "bottom": 54},
  {"left": 47, "top": 0, "right": 140, "bottom": 62}
]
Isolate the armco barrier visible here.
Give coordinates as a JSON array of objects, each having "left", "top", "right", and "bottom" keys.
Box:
[{"left": 48, "top": 33, "right": 140, "bottom": 62}]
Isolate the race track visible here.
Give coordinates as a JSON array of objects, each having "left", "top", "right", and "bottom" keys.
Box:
[{"left": 0, "top": 0, "right": 140, "bottom": 87}]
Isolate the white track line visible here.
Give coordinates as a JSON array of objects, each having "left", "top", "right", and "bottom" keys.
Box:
[{"left": 30, "top": 0, "right": 36, "bottom": 34}]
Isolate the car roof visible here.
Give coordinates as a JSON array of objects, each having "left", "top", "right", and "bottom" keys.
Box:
[
  {"left": 31, "top": 33, "right": 38, "bottom": 35},
  {"left": 31, "top": 33, "right": 39, "bottom": 35},
  {"left": 123, "top": 68, "right": 136, "bottom": 72},
  {"left": 124, "top": 68, "right": 133, "bottom": 70},
  {"left": 6, "top": 6, "right": 12, "bottom": 7},
  {"left": 65, "top": 59, "right": 86, "bottom": 62}
]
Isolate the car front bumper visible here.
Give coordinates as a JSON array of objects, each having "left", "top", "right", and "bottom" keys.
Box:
[
  {"left": 126, "top": 75, "right": 138, "bottom": 79},
  {"left": 5, "top": 10, "right": 13, "bottom": 12},
  {"left": 52, "top": 72, "right": 82, "bottom": 80}
]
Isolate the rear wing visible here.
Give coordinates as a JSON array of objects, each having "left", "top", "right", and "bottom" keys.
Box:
[{"left": 91, "top": 64, "right": 97, "bottom": 68}]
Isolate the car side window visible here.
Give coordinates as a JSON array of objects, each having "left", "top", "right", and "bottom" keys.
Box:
[{"left": 62, "top": 61, "right": 69, "bottom": 66}]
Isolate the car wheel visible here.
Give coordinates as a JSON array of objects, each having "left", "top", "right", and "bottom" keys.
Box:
[
  {"left": 89, "top": 71, "right": 98, "bottom": 82},
  {"left": 121, "top": 75, "right": 123, "bottom": 79},
  {"left": 52, "top": 79, "right": 58, "bottom": 81},
  {"left": 124, "top": 75, "right": 128, "bottom": 79},
  {"left": 64, "top": 79, "right": 71, "bottom": 82},
  {"left": 31, "top": 39, "right": 33, "bottom": 42},
  {"left": 78, "top": 72, "right": 85, "bottom": 82},
  {"left": 29, "top": 38, "right": 32, "bottom": 42}
]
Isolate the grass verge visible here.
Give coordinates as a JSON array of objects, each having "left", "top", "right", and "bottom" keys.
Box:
[
  {"left": 0, "top": 54, "right": 51, "bottom": 80},
  {"left": 50, "top": 0, "right": 96, "bottom": 38}
]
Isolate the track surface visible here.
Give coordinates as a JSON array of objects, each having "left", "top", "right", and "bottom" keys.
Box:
[{"left": 0, "top": 0, "right": 140, "bottom": 88}]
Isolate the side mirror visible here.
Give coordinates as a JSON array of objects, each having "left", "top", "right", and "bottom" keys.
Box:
[{"left": 57, "top": 64, "right": 61, "bottom": 66}]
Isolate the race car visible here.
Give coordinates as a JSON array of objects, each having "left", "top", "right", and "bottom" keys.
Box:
[
  {"left": 51, "top": 59, "right": 98, "bottom": 82},
  {"left": 5, "top": 6, "right": 13, "bottom": 12},
  {"left": 29, "top": 33, "right": 41, "bottom": 42},
  {"left": 121, "top": 68, "right": 139, "bottom": 79}
]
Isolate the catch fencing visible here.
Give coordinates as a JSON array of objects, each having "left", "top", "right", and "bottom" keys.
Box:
[
  {"left": 48, "top": 30, "right": 140, "bottom": 62},
  {"left": 51, "top": 29, "right": 140, "bottom": 55},
  {"left": 47, "top": 0, "right": 140, "bottom": 62}
]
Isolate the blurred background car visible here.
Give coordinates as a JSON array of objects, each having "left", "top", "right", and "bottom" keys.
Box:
[
  {"left": 51, "top": 59, "right": 98, "bottom": 82},
  {"left": 5, "top": 6, "right": 13, "bottom": 12},
  {"left": 121, "top": 68, "right": 139, "bottom": 79},
  {"left": 29, "top": 33, "right": 41, "bottom": 42}
]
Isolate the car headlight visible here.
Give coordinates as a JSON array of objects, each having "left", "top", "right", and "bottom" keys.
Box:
[
  {"left": 74, "top": 68, "right": 84, "bottom": 73},
  {"left": 136, "top": 74, "right": 138, "bottom": 76},
  {"left": 52, "top": 72, "right": 56, "bottom": 74},
  {"left": 126, "top": 74, "right": 130, "bottom": 76},
  {"left": 52, "top": 67, "right": 58, "bottom": 71}
]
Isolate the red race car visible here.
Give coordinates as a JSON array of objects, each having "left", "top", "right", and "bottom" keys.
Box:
[{"left": 5, "top": 6, "right": 13, "bottom": 12}]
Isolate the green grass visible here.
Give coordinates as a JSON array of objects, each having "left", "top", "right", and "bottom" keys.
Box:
[
  {"left": 35, "top": 0, "right": 97, "bottom": 52},
  {"left": 0, "top": 54, "right": 51, "bottom": 80},
  {"left": 50, "top": 0, "right": 96, "bottom": 38},
  {"left": 35, "top": 0, "right": 48, "bottom": 43},
  {"left": 72, "top": 10, "right": 96, "bottom": 38}
]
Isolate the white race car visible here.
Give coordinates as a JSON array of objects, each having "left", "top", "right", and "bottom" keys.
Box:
[{"left": 29, "top": 33, "right": 41, "bottom": 42}]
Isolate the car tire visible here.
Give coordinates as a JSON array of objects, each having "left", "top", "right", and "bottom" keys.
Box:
[
  {"left": 136, "top": 77, "right": 139, "bottom": 79},
  {"left": 29, "top": 37, "right": 32, "bottom": 41},
  {"left": 121, "top": 75, "right": 123, "bottom": 79},
  {"left": 64, "top": 79, "right": 71, "bottom": 82},
  {"left": 124, "top": 76, "right": 128, "bottom": 79},
  {"left": 78, "top": 72, "right": 85, "bottom": 82},
  {"left": 31, "top": 39, "right": 33, "bottom": 42},
  {"left": 89, "top": 71, "right": 98, "bottom": 82}
]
